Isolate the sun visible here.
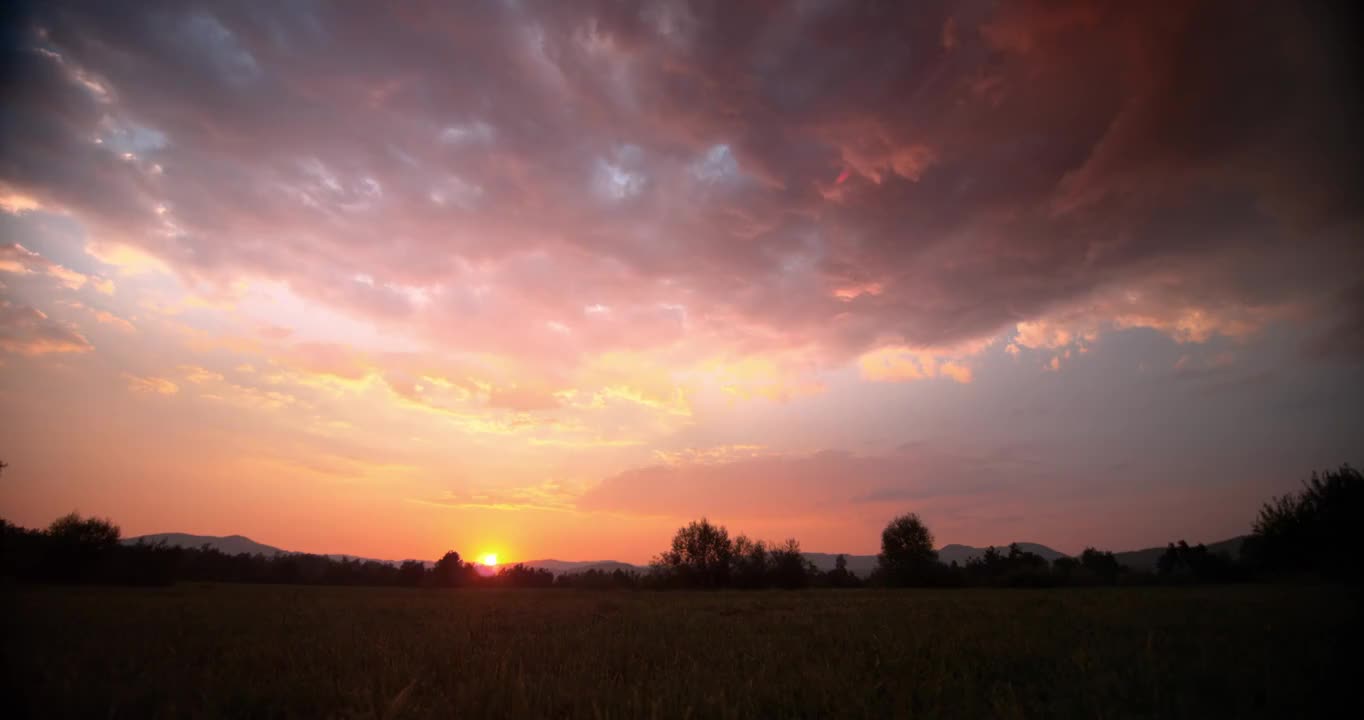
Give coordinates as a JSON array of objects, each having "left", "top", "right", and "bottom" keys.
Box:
[{"left": 480, "top": 553, "right": 498, "bottom": 567}]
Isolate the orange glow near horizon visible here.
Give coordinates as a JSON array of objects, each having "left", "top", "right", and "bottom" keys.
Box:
[{"left": 480, "top": 553, "right": 498, "bottom": 567}]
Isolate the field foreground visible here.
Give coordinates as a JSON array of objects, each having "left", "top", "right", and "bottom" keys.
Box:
[{"left": 2, "top": 584, "right": 1354, "bottom": 718}]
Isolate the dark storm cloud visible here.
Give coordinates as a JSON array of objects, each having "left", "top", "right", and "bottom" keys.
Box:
[{"left": 1, "top": 0, "right": 1359, "bottom": 364}]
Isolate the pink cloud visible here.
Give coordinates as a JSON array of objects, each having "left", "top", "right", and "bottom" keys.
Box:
[
  {"left": 0, "top": 299, "right": 93, "bottom": 356},
  {"left": 0, "top": 0, "right": 1352, "bottom": 383},
  {"left": 576, "top": 446, "right": 1025, "bottom": 520},
  {"left": 124, "top": 373, "right": 179, "bottom": 395}
]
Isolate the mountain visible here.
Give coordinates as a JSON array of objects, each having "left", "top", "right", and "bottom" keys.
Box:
[
  {"left": 1113, "top": 536, "right": 1247, "bottom": 572},
  {"left": 123, "top": 533, "right": 285, "bottom": 556},
  {"left": 123, "top": 533, "right": 428, "bottom": 566},
  {"left": 520, "top": 559, "right": 644, "bottom": 575}
]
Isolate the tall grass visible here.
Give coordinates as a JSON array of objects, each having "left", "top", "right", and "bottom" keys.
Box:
[{"left": 3, "top": 584, "right": 1351, "bottom": 718}]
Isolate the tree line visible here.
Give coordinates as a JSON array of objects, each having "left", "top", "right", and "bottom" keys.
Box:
[{"left": 1, "top": 464, "right": 1358, "bottom": 589}]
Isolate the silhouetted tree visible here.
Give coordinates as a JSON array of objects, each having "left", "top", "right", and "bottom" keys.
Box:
[
  {"left": 876, "top": 513, "right": 938, "bottom": 586},
  {"left": 1007, "top": 543, "right": 1047, "bottom": 568},
  {"left": 1001, "top": 543, "right": 1053, "bottom": 586},
  {"left": 44, "top": 512, "right": 120, "bottom": 582},
  {"left": 432, "top": 550, "right": 471, "bottom": 587},
  {"left": 655, "top": 518, "right": 733, "bottom": 588},
  {"left": 1, "top": 517, "right": 45, "bottom": 579},
  {"left": 496, "top": 563, "right": 555, "bottom": 588},
  {"left": 4, "top": 513, "right": 477, "bottom": 587},
  {"left": 1051, "top": 556, "right": 1080, "bottom": 574},
  {"left": 555, "top": 567, "right": 640, "bottom": 589},
  {"left": 1157, "top": 541, "right": 1238, "bottom": 583},
  {"left": 768, "top": 538, "right": 815, "bottom": 589},
  {"left": 397, "top": 560, "right": 427, "bottom": 586},
  {"left": 961, "top": 544, "right": 1054, "bottom": 586},
  {"left": 1242, "top": 464, "right": 1362, "bottom": 581},
  {"left": 1079, "top": 548, "right": 1124, "bottom": 585},
  {"left": 730, "top": 535, "right": 769, "bottom": 589},
  {"left": 823, "top": 553, "right": 861, "bottom": 588}
]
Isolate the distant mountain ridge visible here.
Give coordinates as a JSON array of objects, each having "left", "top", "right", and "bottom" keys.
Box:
[
  {"left": 122, "top": 533, "right": 427, "bottom": 567},
  {"left": 124, "top": 533, "right": 1246, "bottom": 577},
  {"left": 124, "top": 533, "right": 285, "bottom": 557}
]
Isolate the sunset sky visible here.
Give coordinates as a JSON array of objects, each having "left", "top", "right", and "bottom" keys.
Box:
[{"left": 1, "top": 1, "right": 1359, "bottom": 564}]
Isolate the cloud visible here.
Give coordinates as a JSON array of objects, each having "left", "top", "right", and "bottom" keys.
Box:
[
  {"left": 258, "top": 325, "right": 293, "bottom": 340},
  {"left": 124, "top": 373, "right": 179, "bottom": 395},
  {"left": 0, "top": 299, "right": 93, "bottom": 355},
  {"left": 0, "top": 243, "right": 114, "bottom": 294},
  {"left": 0, "top": 0, "right": 1358, "bottom": 386},
  {"left": 486, "top": 384, "right": 562, "bottom": 412},
  {"left": 199, "top": 384, "right": 298, "bottom": 411},
  {"left": 412, "top": 480, "right": 580, "bottom": 513},
  {"left": 1302, "top": 281, "right": 1364, "bottom": 362},
  {"left": 1004, "top": 278, "right": 1287, "bottom": 365},
  {"left": 87, "top": 310, "right": 131, "bottom": 333},
  {"left": 858, "top": 346, "right": 975, "bottom": 384},
  {"left": 653, "top": 444, "right": 771, "bottom": 466},
  {"left": 577, "top": 446, "right": 1023, "bottom": 519},
  {"left": 179, "top": 365, "right": 224, "bottom": 384}
]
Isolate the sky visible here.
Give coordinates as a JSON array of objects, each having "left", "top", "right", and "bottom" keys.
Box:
[{"left": 0, "top": 0, "right": 1360, "bottom": 564}]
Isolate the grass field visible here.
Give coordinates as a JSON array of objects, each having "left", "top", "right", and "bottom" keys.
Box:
[{"left": 3, "top": 584, "right": 1354, "bottom": 718}]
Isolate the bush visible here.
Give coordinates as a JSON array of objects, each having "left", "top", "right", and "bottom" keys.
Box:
[{"left": 1242, "top": 464, "right": 1362, "bottom": 581}]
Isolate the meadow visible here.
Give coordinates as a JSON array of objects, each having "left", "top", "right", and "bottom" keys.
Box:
[{"left": 3, "top": 583, "right": 1353, "bottom": 718}]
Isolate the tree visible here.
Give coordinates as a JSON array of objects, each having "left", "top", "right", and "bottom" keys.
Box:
[
  {"left": 962, "top": 544, "right": 1053, "bottom": 586},
  {"left": 1079, "top": 548, "right": 1124, "bottom": 585},
  {"left": 397, "top": 560, "right": 426, "bottom": 586},
  {"left": 656, "top": 518, "right": 733, "bottom": 588},
  {"left": 821, "top": 553, "right": 861, "bottom": 588},
  {"left": 971, "top": 546, "right": 1006, "bottom": 577},
  {"left": 730, "top": 535, "right": 769, "bottom": 589},
  {"left": 47, "top": 512, "right": 121, "bottom": 547},
  {"left": 1158, "top": 540, "right": 1238, "bottom": 583},
  {"left": 1156, "top": 542, "right": 1180, "bottom": 576},
  {"left": 876, "top": 513, "right": 939, "bottom": 586},
  {"left": 45, "top": 512, "right": 120, "bottom": 581},
  {"left": 495, "top": 563, "right": 554, "bottom": 588},
  {"left": 432, "top": 550, "right": 470, "bottom": 587},
  {"left": 768, "top": 538, "right": 814, "bottom": 589},
  {"left": 1242, "top": 464, "right": 1362, "bottom": 581},
  {"left": 1051, "top": 556, "right": 1081, "bottom": 582}
]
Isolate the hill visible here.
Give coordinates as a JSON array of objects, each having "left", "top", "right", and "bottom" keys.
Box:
[
  {"left": 123, "top": 533, "right": 425, "bottom": 567},
  {"left": 123, "top": 533, "right": 285, "bottom": 556}
]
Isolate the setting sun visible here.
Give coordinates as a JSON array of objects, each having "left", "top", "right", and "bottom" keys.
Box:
[{"left": 480, "top": 553, "right": 498, "bottom": 567}]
